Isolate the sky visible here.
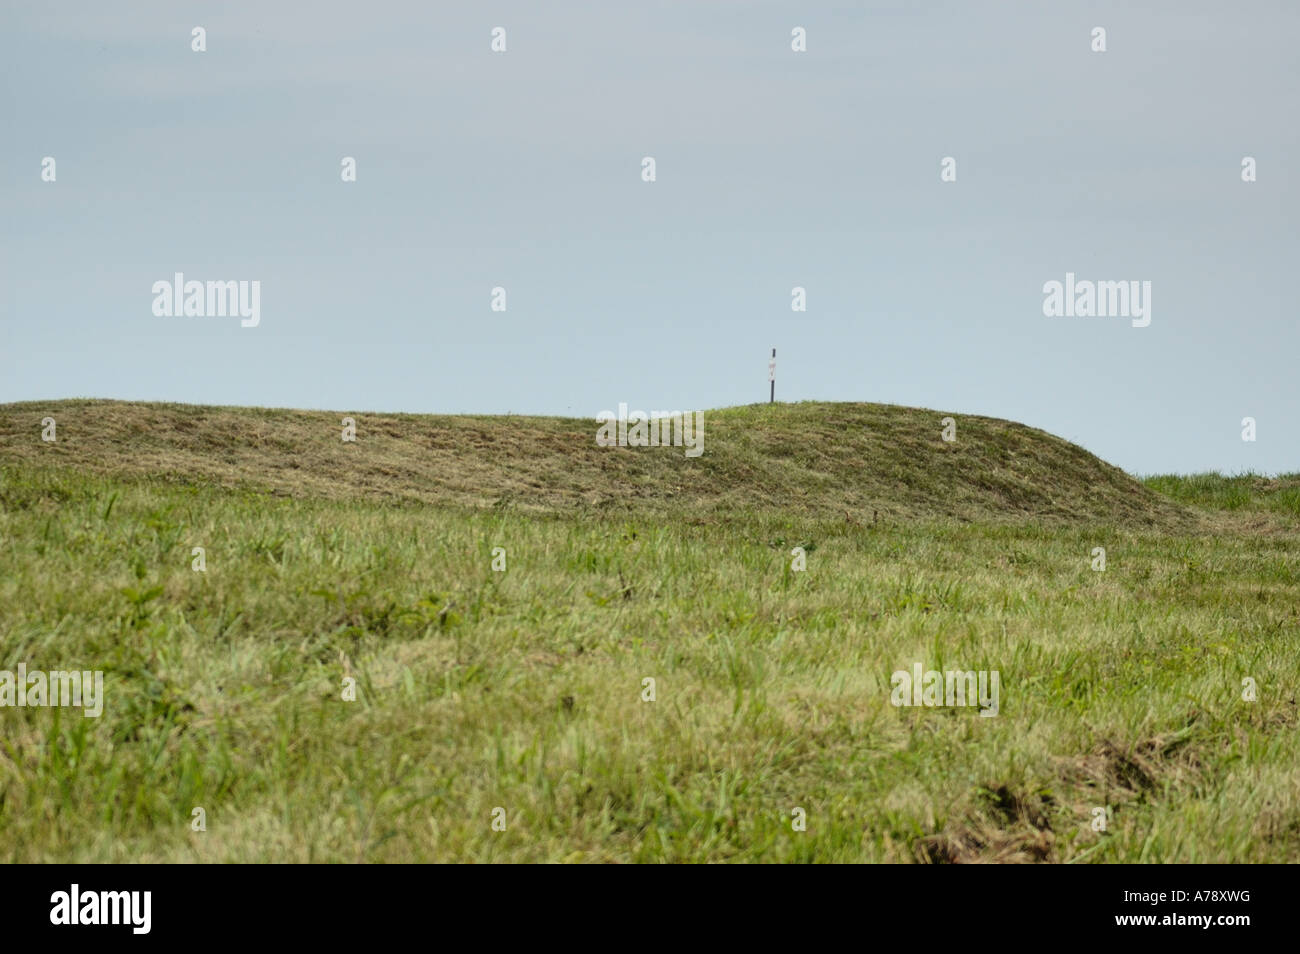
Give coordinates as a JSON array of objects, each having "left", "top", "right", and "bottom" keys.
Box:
[{"left": 3, "top": 1, "right": 1297, "bottom": 475}]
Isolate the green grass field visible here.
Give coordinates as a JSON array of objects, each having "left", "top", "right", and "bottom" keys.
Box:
[{"left": 1, "top": 399, "right": 1297, "bottom": 862}]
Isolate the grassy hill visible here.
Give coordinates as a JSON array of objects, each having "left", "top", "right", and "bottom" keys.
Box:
[
  {"left": 1, "top": 399, "right": 1297, "bottom": 863},
  {"left": 1, "top": 398, "right": 1190, "bottom": 527}
]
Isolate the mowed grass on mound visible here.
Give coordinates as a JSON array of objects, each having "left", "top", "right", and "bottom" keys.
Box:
[
  {"left": 0, "top": 401, "right": 1296, "bottom": 862},
  {"left": 1, "top": 399, "right": 1189, "bottom": 527}
]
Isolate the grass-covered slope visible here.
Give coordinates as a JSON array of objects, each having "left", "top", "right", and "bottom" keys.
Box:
[
  {"left": 1, "top": 400, "right": 1296, "bottom": 863},
  {"left": 1, "top": 399, "right": 1187, "bottom": 527}
]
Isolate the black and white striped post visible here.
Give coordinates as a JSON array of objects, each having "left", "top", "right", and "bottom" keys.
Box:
[{"left": 769, "top": 348, "right": 776, "bottom": 403}]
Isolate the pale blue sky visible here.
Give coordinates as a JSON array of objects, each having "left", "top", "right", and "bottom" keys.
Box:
[{"left": 3, "top": 1, "right": 1297, "bottom": 474}]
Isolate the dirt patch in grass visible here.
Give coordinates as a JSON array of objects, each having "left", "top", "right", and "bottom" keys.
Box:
[
  {"left": 916, "top": 784, "right": 1056, "bottom": 864},
  {"left": 919, "top": 726, "right": 1205, "bottom": 864}
]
